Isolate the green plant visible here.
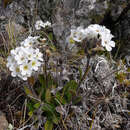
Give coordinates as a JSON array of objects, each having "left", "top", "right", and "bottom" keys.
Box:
[{"left": 24, "top": 71, "right": 79, "bottom": 130}]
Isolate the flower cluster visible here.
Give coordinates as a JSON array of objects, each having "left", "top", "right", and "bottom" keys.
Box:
[
  {"left": 35, "top": 20, "right": 51, "bottom": 30},
  {"left": 7, "top": 36, "right": 43, "bottom": 80},
  {"left": 69, "top": 24, "right": 115, "bottom": 51}
]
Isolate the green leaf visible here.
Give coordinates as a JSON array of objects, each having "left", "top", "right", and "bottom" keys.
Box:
[
  {"left": 78, "top": 67, "right": 82, "bottom": 80},
  {"left": 55, "top": 92, "right": 67, "bottom": 105},
  {"left": 42, "top": 103, "right": 55, "bottom": 113},
  {"left": 52, "top": 113, "right": 59, "bottom": 124},
  {"left": 24, "top": 86, "right": 33, "bottom": 96},
  {"left": 28, "top": 111, "right": 33, "bottom": 117},
  {"left": 45, "top": 89, "right": 51, "bottom": 103},
  {"left": 27, "top": 101, "right": 35, "bottom": 111},
  {"left": 34, "top": 102, "right": 41, "bottom": 109},
  {"left": 38, "top": 75, "right": 46, "bottom": 100},
  {"left": 44, "top": 120, "right": 53, "bottom": 130},
  {"left": 50, "top": 44, "right": 56, "bottom": 52},
  {"left": 47, "top": 74, "right": 55, "bottom": 88},
  {"left": 48, "top": 33, "right": 53, "bottom": 41},
  {"left": 63, "top": 80, "right": 78, "bottom": 102},
  {"left": 39, "top": 75, "right": 46, "bottom": 87},
  {"left": 64, "top": 80, "right": 78, "bottom": 92},
  {"left": 127, "top": 68, "right": 130, "bottom": 72}
]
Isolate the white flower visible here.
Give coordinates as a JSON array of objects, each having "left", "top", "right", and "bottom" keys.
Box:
[
  {"left": 24, "top": 47, "right": 35, "bottom": 61},
  {"left": 6, "top": 56, "right": 15, "bottom": 68},
  {"left": 101, "top": 33, "right": 115, "bottom": 51},
  {"left": 15, "top": 47, "right": 27, "bottom": 65},
  {"left": 85, "top": 24, "right": 103, "bottom": 40},
  {"left": 85, "top": 28, "right": 98, "bottom": 40},
  {"left": 20, "top": 36, "right": 39, "bottom": 47},
  {"left": 8, "top": 123, "right": 14, "bottom": 130},
  {"left": 44, "top": 21, "right": 51, "bottom": 27},
  {"left": 70, "top": 26, "right": 86, "bottom": 42},
  {"left": 30, "top": 60, "right": 41, "bottom": 71},
  {"left": 20, "top": 63, "right": 32, "bottom": 76},
  {"left": 35, "top": 48, "right": 43, "bottom": 61},
  {"left": 101, "top": 26, "right": 111, "bottom": 34},
  {"left": 35, "top": 20, "right": 45, "bottom": 30},
  {"left": 35, "top": 20, "right": 51, "bottom": 30},
  {"left": 11, "top": 65, "right": 20, "bottom": 77},
  {"left": 10, "top": 47, "right": 19, "bottom": 56},
  {"left": 87, "top": 24, "right": 102, "bottom": 34}
]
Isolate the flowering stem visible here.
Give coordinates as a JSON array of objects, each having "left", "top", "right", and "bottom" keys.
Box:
[
  {"left": 42, "top": 30, "right": 53, "bottom": 46},
  {"left": 39, "top": 54, "right": 48, "bottom": 99},
  {"left": 45, "top": 54, "right": 48, "bottom": 88},
  {"left": 77, "top": 55, "right": 90, "bottom": 92}
]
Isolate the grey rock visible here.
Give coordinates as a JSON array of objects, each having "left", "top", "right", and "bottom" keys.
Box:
[
  {"left": 0, "top": 111, "right": 8, "bottom": 130},
  {"left": 80, "top": 55, "right": 114, "bottom": 93}
]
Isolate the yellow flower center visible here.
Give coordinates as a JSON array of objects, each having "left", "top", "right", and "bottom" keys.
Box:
[
  {"left": 16, "top": 67, "right": 20, "bottom": 72},
  {"left": 32, "top": 61, "right": 36, "bottom": 66},
  {"left": 104, "top": 41, "right": 107, "bottom": 44},
  {"left": 29, "top": 42, "right": 32, "bottom": 46},
  {"left": 24, "top": 65, "right": 28, "bottom": 70},
  {"left": 69, "top": 37, "right": 75, "bottom": 44},
  {"left": 28, "top": 54, "right": 31, "bottom": 58},
  {"left": 21, "top": 57, "right": 24, "bottom": 61}
]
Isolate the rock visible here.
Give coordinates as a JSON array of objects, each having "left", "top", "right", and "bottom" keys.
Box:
[
  {"left": 80, "top": 55, "right": 114, "bottom": 93},
  {"left": 0, "top": 111, "right": 8, "bottom": 130}
]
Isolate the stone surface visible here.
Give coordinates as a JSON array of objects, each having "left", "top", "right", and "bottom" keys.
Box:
[{"left": 0, "top": 111, "right": 8, "bottom": 130}]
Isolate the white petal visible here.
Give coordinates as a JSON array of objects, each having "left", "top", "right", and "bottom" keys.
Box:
[
  {"left": 106, "top": 45, "right": 112, "bottom": 51},
  {"left": 11, "top": 72, "right": 16, "bottom": 77},
  {"left": 109, "top": 41, "right": 115, "bottom": 47},
  {"left": 34, "top": 66, "right": 38, "bottom": 71},
  {"left": 22, "top": 76, "right": 28, "bottom": 80}
]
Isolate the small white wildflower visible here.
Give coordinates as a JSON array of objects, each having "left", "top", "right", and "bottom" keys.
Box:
[
  {"left": 6, "top": 56, "right": 15, "bottom": 68},
  {"left": 18, "top": 74, "right": 28, "bottom": 81},
  {"left": 20, "top": 63, "right": 32, "bottom": 76},
  {"left": 101, "top": 25, "right": 111, "bottom": 34},
  {"left": 101, "top": 33, "right": 115, "bottom": 51},
  {"left": 87, "top": 24, "right": 102, "bottom": 34},
  {"left": 35, "top": 20, "right": 45, "bottom": 30},
  {"left": 85, "top": 27, "right": 98, "bottom": 40},
  {"left": 35, "top": 48, "right": 43, "bottom": 61},
  {"left": 11, "top": 65, "right": 20, "bottom": 77},
  {"left": 15, "top": 47, "right": 27, "bottom": 65},
  {"left": 24, "top": 47, "right": 35, "bottom": 61},
  {"left": 8, "top": 123, "right": 14, "bottom": 130},
  {"left": 44, "top": 21, "right": 51, "bottom": 27},
  {"left": 10, "top": 47, "right": 20, "bottom": 56},
  {"left": 85, "top": 24, "right": 104, "bottom": 40},
  {"left": 35, "top": 20, "right": 51, "bottom": 30},
  {"left": 30, "top": 60, "right": 41, "bottom": 71},
  {"left": 70, "top": 26, "right": 86, "bottom": 42},
  {"left": 20, "top": 36, "right": 39, "bottom": 47}
]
